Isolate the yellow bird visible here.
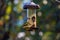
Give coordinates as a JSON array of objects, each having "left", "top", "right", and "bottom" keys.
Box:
[
  {"left": 16, "top": 1, "right": 23, "bottom": 13},
  {"left": 4, "top": 15, "right": 10, "bottom": 20},
  {"left": 6, "top": 2, "right": 12, "bottom": 15}
]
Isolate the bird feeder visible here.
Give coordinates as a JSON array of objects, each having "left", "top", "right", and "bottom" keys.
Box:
[{"left": 23, "top": 1, "right": 40, "bottom": 31}]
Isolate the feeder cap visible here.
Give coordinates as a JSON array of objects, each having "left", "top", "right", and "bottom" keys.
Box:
[{"left": 23, "top": 2, "right": 40, "bottom": 9}]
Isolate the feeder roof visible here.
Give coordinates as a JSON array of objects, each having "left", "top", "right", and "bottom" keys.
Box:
[{"left": 23, "top": 2, "right": 40, "bottom": 9}]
